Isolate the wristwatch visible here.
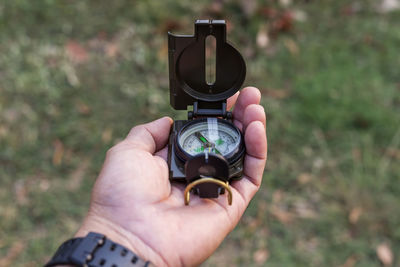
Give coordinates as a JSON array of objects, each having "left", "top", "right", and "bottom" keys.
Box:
[{"left": 45, "top": 232, "right": 152, "bottom": 267}]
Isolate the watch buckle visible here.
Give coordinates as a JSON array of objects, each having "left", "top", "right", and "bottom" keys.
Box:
[{"left": 70, "top": 232, "right": 105, "bottom": 265}]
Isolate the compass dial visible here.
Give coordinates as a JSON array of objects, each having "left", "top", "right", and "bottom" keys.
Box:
[{"left": 177, "top": 118, "right": 242, "bottom": 158}]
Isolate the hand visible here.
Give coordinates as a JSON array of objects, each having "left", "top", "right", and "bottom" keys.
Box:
[{"left": 75, "top": 86, "right": 267, "bottom": 266}]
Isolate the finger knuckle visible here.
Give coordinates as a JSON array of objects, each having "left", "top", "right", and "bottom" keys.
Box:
[
  {"left": 106, "top": 140, "right": 126, "bottom": 156},
  {"left": 128, "top": 125, "right": 146, "bottom": 137}
]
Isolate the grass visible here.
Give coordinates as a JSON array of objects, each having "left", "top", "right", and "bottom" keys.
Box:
[{"left": 1, "top": 0, "right": 399, "bottom": 266}]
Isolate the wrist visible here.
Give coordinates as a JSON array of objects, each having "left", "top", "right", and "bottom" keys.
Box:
[
  {"left": 75, "top": 213, "right": 166, "bottom": 267},
  {"left": 75, "top": 215, "right": 136, "bottom": 255},
  {"left": 47, "top": 231, "right": 152, "bottom": 267}
]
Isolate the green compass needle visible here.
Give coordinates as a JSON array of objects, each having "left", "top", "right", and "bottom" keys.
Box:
[
  {"left": 215, "top": 138, "right": 224, "bottom": 145},
  {"left": 195, "top": 132, "right": 211, "bottom": 145},
  {"left": 213, "top": 147, "right": 222, "bottom": 155},
  {"left": 194, "top": 146, "right": 205, "bottom": 153},
  {"left": 194, "top": 132, "right": 222, "bottom": 155},
  {"left": 199, "top": 136, "right": 208, "bottom": 144}
]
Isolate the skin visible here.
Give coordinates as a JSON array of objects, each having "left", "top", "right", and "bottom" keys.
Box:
[{"left": 73, "top": 86, "right": 267, "bottom": 267}]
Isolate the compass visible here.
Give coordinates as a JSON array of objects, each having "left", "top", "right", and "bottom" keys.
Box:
[{"left": 167, "top": 20, "right": 246, "bottom": 205}]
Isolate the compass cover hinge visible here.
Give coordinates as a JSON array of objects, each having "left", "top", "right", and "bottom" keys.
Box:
[{"left": 188, "top": 101, "right": 232, "bottom": 120}]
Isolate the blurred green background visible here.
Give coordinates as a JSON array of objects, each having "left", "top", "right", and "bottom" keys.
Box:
[{"left": 1, "top": 0, "right": 399, "bottom": 266}]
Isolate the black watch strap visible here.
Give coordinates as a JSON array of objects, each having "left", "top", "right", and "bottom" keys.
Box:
[{"left": 45, "top": 232, "right": 152, "bottom": 267}]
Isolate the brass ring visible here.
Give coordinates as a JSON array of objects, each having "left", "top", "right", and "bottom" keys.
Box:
[{"left": 184, "top": 178, "right": 232, "bottom": 206}]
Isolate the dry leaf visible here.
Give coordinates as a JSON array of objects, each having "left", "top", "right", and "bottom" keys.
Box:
[
  {"left": 279, "top": 0, "right": 292, "bottom": 7},
  {"left": 105, "top": 43, "right": 119, "bottom": 58},
  {"left": 386, "top": 148, "right": 400, "bottom": 159},
  {"left": 259, "top": 7, "right": 278, "bottom": 19},
  {"left": 62, "top": 63, "right": 80, "bottom": 87},
  {"left": 294, "top": 201, "right": 317, "bottom": 219},
  {"left": 313, "top": 157, "right": 324, "bottom": 169},
  {"left": 52, "top": 139, "right": 64, "bottom": 166},
  {"left": 209, "top": 0, "right": 223, "bottom": 16},
  {"left": 0, "top": 125, "right": 8, "bottom": 138},
  {"left": 256, "top": 28, "right": 269, "bottom": 48},
  {"left": 240, "top": 0, "right": 258, "bottom": 16},
  {"left": 67, "top": 158, "right": 90, "bottom": 191},
  {"left": 76, "top": 101, "right": 91, "bottom": 115},
  {"left": 157, "top": 19, "right": 182, "bottom": 33},
  {"left": 14, "top": 179, "right": 28, "bottom": 205},
  {"left": 39, "top": 179, "right": 50, "bottom": 192},
  {"left": 292, "top": 9, "right": 307, "bottom": 22},
  {"left": 271, "top": 11, "right": 293, "bottom": 35},
  {"left": 247, "top": 216, "right": 261, "bottom": 230},
  {"left": 349, "top": 207, "right": 362, "bottom": 224},
  {"left": 65, "top": 40, "right": 89, "bottom": 63},
  {"left": 261, "top": 88, "right": 290, "bottom": 99},
  {"left": 352, "top": 148, "right": 361, "bottom": 162},
  {"left": 3, "top": 108, "right": 19, "bottom": 122},
  {"left": 296, "top": 238, "right": 319, "bottom": 253},
  {"left": 0, "top": 241, "right": 25, "bottom": 266},
  {"left": 297, "top": 173, "right": 312, "bottom": 185},
  {"left": 376, "top": 243, "right": 393, "bottom": 266},
  {"left": 253, "top": 248, "right": 269, "bottom": 264},
  {"left": 225, "top": 20, "right": 234, "bottom": 33},
  {"left": 340, "top": 255, "right": 358, "bottom": 267},
  {"left": 378, "top": 0, "right": 400, "bottom": 13},
  {"left": 272, "top": 190, "right": 284, "bottom": 203},
  {"left": 341, "top": 4, "right": 361, "bottom": 16},
  {"left": 284, "top": 38, "right": 299, "bottom": 55},
  {"left": 158, "top": 41, "right": 168, "bottom": 62},
  {"left": 270, "top": 206, "right": 294, "bottom": 224},
  {"left": 101, "top": 128, "right": 113, "bottom": 143}
]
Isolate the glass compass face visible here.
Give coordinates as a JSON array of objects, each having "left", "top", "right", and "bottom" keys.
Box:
[{"left": 177, "top": 118, "right": 242, "bottom": 161}]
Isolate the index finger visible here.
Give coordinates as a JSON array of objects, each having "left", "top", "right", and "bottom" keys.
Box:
[{"left": 233, "top": 87, "right": 261, "bottom": 125}]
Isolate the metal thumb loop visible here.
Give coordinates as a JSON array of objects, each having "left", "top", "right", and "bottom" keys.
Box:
[{"left": 184, "top": 177, "right": 232, "bottom": 205}]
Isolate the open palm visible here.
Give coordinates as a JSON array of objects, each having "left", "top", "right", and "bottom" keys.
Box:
[{"left": 75, "top": 86, "right": 267, "bottom": 267}]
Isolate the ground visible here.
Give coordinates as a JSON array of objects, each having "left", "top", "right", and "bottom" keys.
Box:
[{"left": 0, "top": 0, "right": 399, "bottom": 266}]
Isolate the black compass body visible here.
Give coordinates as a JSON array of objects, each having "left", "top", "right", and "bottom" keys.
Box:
[{"left": 167, "top": 20, "right": 246, "bottom": 204}]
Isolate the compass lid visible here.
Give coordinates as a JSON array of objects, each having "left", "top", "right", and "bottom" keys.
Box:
[{"left": 168, "top": 20, "right": 246, "bottom": 110}]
